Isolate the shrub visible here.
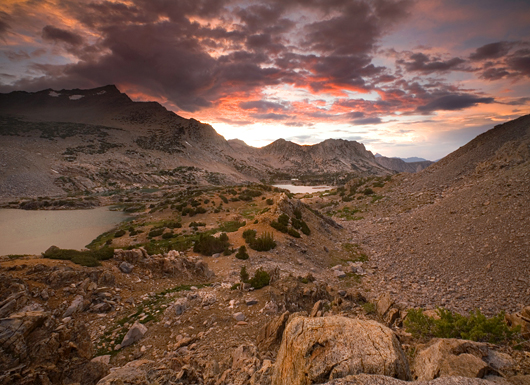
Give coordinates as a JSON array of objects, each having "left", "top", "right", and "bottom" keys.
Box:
[
  {"left": 270, "top": 220, "right": 288, "bottom": 233},
  {"left": 193, "top": 233, "right": 231, "bottom": 256},
  {"left": 240, "top": 266, "right": 249, "bottom": 282},
  {"left": 404, "top": 308, "right": 520, "bottom": 343},
  {"left": 293, "top": 208, "right": 302, "bottom": 219},
  {"left": 219, "top": 195, "right": 228, "bottom": 204},
  {"left": 249, "top": 232, "right": 276, "bottom": 251},
  {"left": 266, "top": 198, "right": 273, "bottom": 205},
  {"left": 189, "top": 221, "right": 206, "bottom": 228},
  {"left": 278, "top": 214, "right": 290, "bottom": 226},
  {"left": 148, "top": 228, "right": 164, "bottom": 238},
  {"left": 291, "top": 218, "right": 302, "bottom": 230},
  {"left": 165, "top": 221, "right": 182, "bottom": 229},
  {"left": 43, "top": 246, "right": 114, "bottom": 267},
  {"left": 287, "top": 228, "right": 301, "bottom": 238},
  {"left": 362, "top": 302, "right": 376, "bottom": 314},
  {"left": 195, "top": 207, "right": 207, "bottom": 214},
  {"left": 242, "top": 229, "right": 257, "bottom": 243},
  {"left": 235, "top": 245, "right": 249, "bottom": 260},
  {"left": 249, "top": 268, "right": 270, "bottom": 289},
  {"left": 363, "top": 188, "right": 374, "bottom": 195},
  {"left": 162, "top": 232, "right": 175, "bottom": 239},
  {"left": 300, "top": 220, "right": 311, "bottom": 235},
  {"left": 114, "top": 229, "right": 126, "bottom": 238}
]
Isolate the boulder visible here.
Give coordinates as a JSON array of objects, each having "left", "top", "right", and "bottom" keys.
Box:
[
  {"left": 63, "top": 295, "right": 85, "bottom": 317},
  {"left": 413, "top": 339, "right": 490, "bottom": 381},
  {"left": 119, "top": 261, "right": 134, "bottom": 274},
  {"left": 322, "top": 374, "right": 494, "bottom": 385},
  {"left": 376, "top": 292, "right": 393, "bottom": 318},
  {"left": 96, "top": 359, "right": 151, "bottom": 385},
  {"left": 120, "top": 322, "right": 147, "bottom": 348},
  {"left": 257, "top": 311, "right": 290, "bottom": 353},
  {"left": 271, "top": 316, "right": 411, "bottom": 385}
]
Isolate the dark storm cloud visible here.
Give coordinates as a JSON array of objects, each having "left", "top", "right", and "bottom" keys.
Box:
[
  {"left": 249, "top": 112, "right": 290, "bottom": 120},
  {"left": 352, "top": 117, "right": 383, "bottom": 125},
  {"left": 416, "top": 94, "right": 494, "bottom": 114},
  {"left": 0, "top": 12, "right": 10, "bottom": 38},
  {"left": 42, "top": 25, "right": 84, "bottom": 46},
  {"left": 469, "top": 42, "right": 514, "bottom": 61},
  {"left": 239, "top": 100, "right": 287, "bottom": 112},
  {"left": 398, "top": 52, "right": 467, "bottom": 74},
  {"left": 507, "top": 50, "right": 530, "bottom": 77}
]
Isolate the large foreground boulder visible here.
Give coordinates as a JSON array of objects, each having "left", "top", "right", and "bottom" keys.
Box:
[{"left": 271, "top": 316, "right": 411, "bottom": 385}]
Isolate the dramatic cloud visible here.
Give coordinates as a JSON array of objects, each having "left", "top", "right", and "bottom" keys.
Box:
[
  {"left": 469, "top": 41, "right": 514, "bottom": 61},
  {"left": 42, "top": 25, "right": 84, "bottom": 46},
  {"left": 397, "top": 53, "right": 467, "bottom": 74},
  {"left": 416, "top": 94, "right": 495, "bottom": 114},
  {"left": 0, "top": 0, "right": 529, "bottom": 159}
]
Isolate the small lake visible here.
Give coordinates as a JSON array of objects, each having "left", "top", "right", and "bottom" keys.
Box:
[
  {"left": 0, "top": 207, "right": 130, "bottom": 256},
  {"left": 273, "top": 184, "right": 335, "bottom": 194}
]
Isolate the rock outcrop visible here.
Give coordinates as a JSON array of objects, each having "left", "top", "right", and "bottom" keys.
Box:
[{"left": 271, "top": 316, "right": 411, "bottom": 385}]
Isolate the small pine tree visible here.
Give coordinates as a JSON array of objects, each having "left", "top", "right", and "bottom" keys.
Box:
[{"left": 240, "top": 265, "right": 249, "bottom": 282}]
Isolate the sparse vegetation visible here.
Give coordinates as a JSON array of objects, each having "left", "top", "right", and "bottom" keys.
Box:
[
  {"left": 219, "top": 220, "right": 246, "bottom": 233},
  {"left": 404, "top": 308, "right": 520, "bottom": 343},
  {"left": 243, "top": 230, "right": 276, "bottom": 251},
  {"left": 43, "top": 246, "right": 114, "bottom": 267},
  {"left": 193, "top": 232, "right": 230, "bottom": 256}
]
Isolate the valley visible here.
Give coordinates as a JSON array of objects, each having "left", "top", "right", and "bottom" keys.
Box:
[{"left": 0, "top": 86, "right": 529, "bottom": 385}]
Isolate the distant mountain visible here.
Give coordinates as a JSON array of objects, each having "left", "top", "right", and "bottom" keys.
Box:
[
  {"left": 0, "top": 85, "right": 391, "bottom": 198},
  {"left": 375, "top": 156, "right": 434, "bottom": 173},
  {"left": 374, "top": 153, "right": 429, "bottom": 162}
]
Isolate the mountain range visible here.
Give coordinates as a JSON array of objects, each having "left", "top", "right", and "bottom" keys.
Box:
[{"left": 0, "top": 85, "right": 431, "bottom": 198}]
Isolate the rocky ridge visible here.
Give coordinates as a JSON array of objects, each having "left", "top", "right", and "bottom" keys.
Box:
[{"left": 0, "top": 85, "right": 391, "bottom": 199}]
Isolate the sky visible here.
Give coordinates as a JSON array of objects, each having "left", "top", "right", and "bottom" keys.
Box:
[{"left": 1, "top": 0, "right": 529, "bottom": 160}]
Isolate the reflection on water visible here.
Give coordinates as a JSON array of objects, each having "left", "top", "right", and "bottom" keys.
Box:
[
  {"left": 0, "top": 207, "right": 130, "bottom": 256},
  {"left": 273, "top": 184, "right": 334, "bottom": 194}
]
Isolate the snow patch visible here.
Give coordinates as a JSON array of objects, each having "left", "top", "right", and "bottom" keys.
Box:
[
  {"left": 69, "top": 95, "right": 85, "bottom": 100},
  {"left": 96, "top": 90, "right": 106, "bottom": 95},
  {"left": 49, "top": 91, "right": 61, "bottom": 97},
  {"left": 185, "top": 141, "right": 192, "bottom": 147}
]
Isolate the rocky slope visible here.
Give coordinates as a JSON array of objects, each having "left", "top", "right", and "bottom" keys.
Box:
[
  {"left": 0, "top": 85, "right": 391, "bottom": 199},
  {"left": 327, "top": 114, "right": 530, "bottom": 315}
]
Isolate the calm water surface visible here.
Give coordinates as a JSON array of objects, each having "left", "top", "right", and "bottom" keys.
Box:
[
  {"left": 273, "top": 184, "right": 334, "bottom": 194},
  {"left": 0, "top": 207, "right": 130, "bottom": 256}
]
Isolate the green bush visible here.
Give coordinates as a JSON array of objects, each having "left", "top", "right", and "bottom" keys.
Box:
[
  {"left": 162, "top": 232, "right": 175, "bottom": 239},
  {"left": 148, "top": 228, "right": 165, "bottom": 238},
  {"left": 235, "top": 245, "right": 249, "bottom": 260},
  {"left": 165, "top": 221, "right": 182, "bottom": 229},
  {"left": 193, "top": 233, "right": 231, "bottom": 256},
  {"left": 240, "top": 266, "right": 249, "bottom": 282},
  {"left": 404, "top": 308, "right": 520, "bottom": 343},
  {"left": 219, "top": 195, "right": 228, "bottom": 204},
  {"left": 249, "top": 268, "right": 270, "bottom": 289},
  {"left": 114, "top": 229, "right": 126, "bottom": 238},
  {"left": 242, "top": 229, "right": 257, "bottom": 243},
  {"left": 189, "top": 221, "right": 206, "bottom": 228},
  {"left": 270, "top": 220, "right": 288, "bottom": 233},
  {"left": 293, "top": 208, "right": 302, "bottom": 219},
  {"left": 242, "top": 229, "right": 276, "bottom": 251},
  {"left": 43, "top": 246, "right": 114, "bottom": 267},
  {"left": 278, "top": 214, "right": 290, "bottom": 226},
  {"left": 266, "top": 198, "right": 274, "bottom": 205},
  {"left": 287, "top": 228, "right": 301, "bottom": 238},
  {"left": 249, "top": 232, "right": 276, "bottom": 251},
  {"left": 291, "top": 218, "right": 302, "bottom": 230},
  {"left": 300, "top": 220, "right": 311, "bottom": 235},
  {"left": 363, "top": 188, "right": 374, "bottom": 195}
]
